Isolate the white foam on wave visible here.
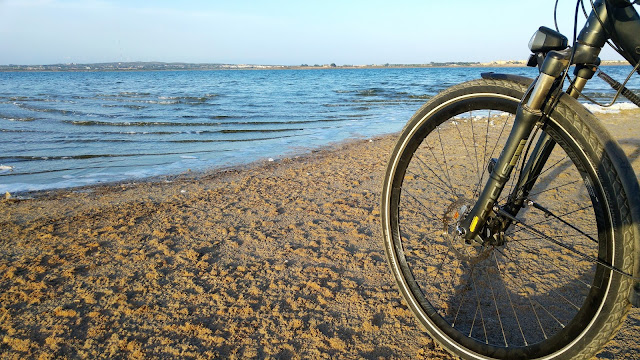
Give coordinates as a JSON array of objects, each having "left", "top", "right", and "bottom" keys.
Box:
[{"left": 583, "top": 102, "right": 638, "bottom": 114}]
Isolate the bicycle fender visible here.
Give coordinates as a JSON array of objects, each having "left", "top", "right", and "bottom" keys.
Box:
[{"left": 481, "top": 72, "right": 534, "bottom": 86}]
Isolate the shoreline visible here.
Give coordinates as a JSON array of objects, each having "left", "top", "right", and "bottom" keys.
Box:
[
  {"left": 4, "top": 103, "right": 639, "bottom": 198},
  {"left": 2, "top": 135, "right": 390, "bottom": 198}
]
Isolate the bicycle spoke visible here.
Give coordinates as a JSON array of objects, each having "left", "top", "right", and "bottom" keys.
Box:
[
  {"left": 498, "top": 210, "right": 624, "bottom": 278},
  {"left": 470, "top": 268, "right": 489, "bottom": 344},
  {"left": 410, "top": 153, "right": 461, "bottom": 199},
  {"left": 486, "top": 112, "right": 512, "bottom": 171},
  {"left": 498, "top": 245, "right": 583, "bottom": 311},
  {"left": 525, "top": 200, "right": 597, "bottom": 243},
  {"left": 469, "top": 303, "right": 480, "bottom": 337},
  {"left": 401, "top": 188, "right": 443, "bottom": 221},
  {"left": 469, "top": 112, "right": 485, "bottom": 197},
  {"left": 421, "top": 126, "right": 461, "bottom": 197},
  {"left": 529, "top": 179, "right": 582, "bottom": 197},
  {"left": 494, "top": 251, "right": 554, "bottom": 340},
  {"left": 452, "top": 277, "right": 471, "bottom": 328},
  {"left": 453, "top": 120, "right": 482, "bottom": 191},
  {"left": 493, "top": 251, "right": 528, "bottom": 346},
  {"left": 509, "top": 232, "right": 597, "bottom": 243},
  {"left": 483, "top": 262, "right": 508, "bottom": 347},
  {"left": 511, "top": 240, "right": 594, "bottom": 289},
  {"left": 405, "top": 168, "right": 458, "bottom": 200},
  {"left": 518, "top": 155, "right": 571, "bottom": 195},
  {"left": 508, "top": 204, "right": 594, "bottom": 242},
  {"left": 498, "top": 143, "right": 570, "bottom": 205},
  {"left": 436, "top": 126, "right": 456, "bottom": 190},
  {"left": 482, "top": 112, "right": 491, "bottom": 185}
]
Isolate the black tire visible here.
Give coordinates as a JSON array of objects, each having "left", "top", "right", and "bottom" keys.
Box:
[{"left": 381, "top": 78, "right": 636, "bottom": 359}]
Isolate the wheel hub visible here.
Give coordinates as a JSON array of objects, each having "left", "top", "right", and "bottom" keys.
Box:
[{"left": 442, "top": 198, "right": 497, "bottom": 264}]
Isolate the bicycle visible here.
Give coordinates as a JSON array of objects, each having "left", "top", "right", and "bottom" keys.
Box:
[{"left": 381, "top": 0, "right": 640, "bottom": 358}]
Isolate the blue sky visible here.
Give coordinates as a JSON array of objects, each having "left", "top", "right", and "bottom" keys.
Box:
[{"left": 0, "top": 0, "right": 624, "bottom": 65}]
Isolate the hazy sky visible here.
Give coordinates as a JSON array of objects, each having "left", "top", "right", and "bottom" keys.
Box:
[{"left": 0, "top": 0, "right": 625, "bottom": 65}]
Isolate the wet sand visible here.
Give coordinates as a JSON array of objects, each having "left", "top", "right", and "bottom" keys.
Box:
[{"left": 1, "top": 109, "right": 640, "bottom": 359}]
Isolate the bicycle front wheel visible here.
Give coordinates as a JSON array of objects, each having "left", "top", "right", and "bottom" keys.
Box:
[{"left": 381, "top": 78, "right": 635, "bottom": 359}]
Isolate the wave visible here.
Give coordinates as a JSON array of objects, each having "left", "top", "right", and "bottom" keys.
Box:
[
  {"left": 0, "top": 159, "right": 183, "bottom": 178},
  {"left": 0, "top": 154, "right": 125, "bottom": 163},
  {"left": 0, "top": 129, "right": 41, "bottom": 133},
  {"left": 159, "top": 94, "right": 219, "bottom": 101},
  {"left": 5, "top": 95, "right": 75, "bottom": 103},
  {"left": 357, "top": 88, "right": 386, "bottom": 96},
  {"left": 65, "top": 120, "right": 208, "bottom": 126},
  {"left": 352, "top": 99, "right": 415, "bottom": 105},
  {"left": 95, "top": 92, "right": 219, "bottom": 103},
  {"left": 2, "top": 66, "right": 636, "bottom": 194},
  {"left": 322, "top": 98, "right": 419, "bottom": 107},
  {"left": 13, "top": 102, "right": 77, "bottom": 115},
  {"left": 93, "top": 96, "right": 179, "bottom": 105},
  {"left": 97, "top": 91, "right": 152, "bottom": 98},
  {"left": 0, "top": 115, "right": 37, "bottom": 121},
  {"left": 142, "top": 99, "right": 179, "bottom": 105},
  {"left": 9, "top": 93, "right": 176, "bottom": 105},
  {"left": 170, "top": 133, "right": 300, "bottom": 143},
  {"left": 101, "top": 104, "right": 148, "bottom": 110},
  {"left": 63, "top": 116, "right": 362, "bottom": 127},
  {"left": 209, "top": 115, "right": 242, "bottom": 120},
  {"left": 0, "top": 150, "right": 201, "bottom": 163},
  {"left": 84, "top": 127, "right": 302, "bottom": 134},
  {"left": 54, "top": 138, "right": 135, "bottom": 144},
  {"left": 219, "top": 128, "right": 301, "bottom": 134},
  {"left": 583, "top": 102, "right": 638, "bottom": 113},
  {"left": 334, "top": 88, "right": 432, "bottom": 101}
]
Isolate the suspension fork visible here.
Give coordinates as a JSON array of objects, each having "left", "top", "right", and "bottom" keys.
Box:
[
  {"left": 458, "top": 52, "right": 572, "bottom": 242},
  {"left": 501, "top": 63, "right": 598, "bottom": 218}
]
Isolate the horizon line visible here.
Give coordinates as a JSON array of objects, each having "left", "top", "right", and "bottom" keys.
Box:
[{"left": 0, "top": 59, "right": 629, "bottom": 69}]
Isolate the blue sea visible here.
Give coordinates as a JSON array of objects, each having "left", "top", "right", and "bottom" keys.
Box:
[{"left": 0, "top": 66, "right": 637, "bottom": 193}]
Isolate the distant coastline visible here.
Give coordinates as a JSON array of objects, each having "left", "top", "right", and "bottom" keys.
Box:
[{"left": 0, "top": 60, "right": 630, "bottom": 72}]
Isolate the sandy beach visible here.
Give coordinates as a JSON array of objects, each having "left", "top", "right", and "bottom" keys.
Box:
[{"left": 2, "top": 109, "right": 640, "bottom": 359}]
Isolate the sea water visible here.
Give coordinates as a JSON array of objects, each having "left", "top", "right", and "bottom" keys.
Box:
[{"left": 0, "top": 66, "right": 637, "bottom": 193}]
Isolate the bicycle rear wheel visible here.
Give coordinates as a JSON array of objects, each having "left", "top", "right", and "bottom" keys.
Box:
[{"left": 381, "top": 78, "right": 636, "bottom": 359}]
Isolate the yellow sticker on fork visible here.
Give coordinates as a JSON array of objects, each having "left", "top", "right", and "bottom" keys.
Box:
[
  {"left": 509, "top": 139, "right": 528, "bottom": 166},
  {"left": 469, "top": 216, "right": 479, "bottom": 233}
]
